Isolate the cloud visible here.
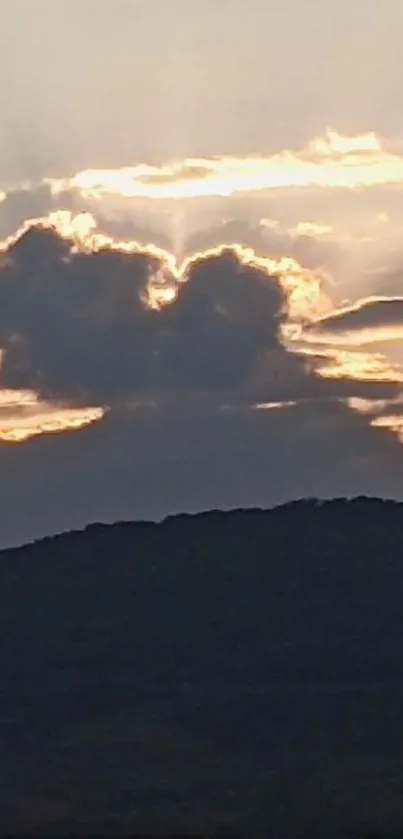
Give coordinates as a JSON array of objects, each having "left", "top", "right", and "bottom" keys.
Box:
[
  {"left": 0, "top": 210, "right": 400, "bottom": 453},
  {"left": 346, "top": 395, "right": 403, "bottom": 443},
  {"left": 0, "top": 223, "right": 166, "bottom": 402},
  {"left": 4, "top": 127, "right": 403, "bottom": 300},
  {"left": 301, "top": 346, "right": 403, "bottom": 384},
  {"left": 0, "top": 389, "right": 104, "bottom": 442},
  {"left": 47, "top": 130, "right": 403, "bottom": 202},
  {"left": 159, "top": 248, "right": 284, "bottom": 391},
  {"left": 184, "top": 216, "right": 343, "bottom": 279},
  {"left": 0, "top": 213, "right": 316, "bottom": 404},
  {"left": 306, "top": 296, "right": 403, "bottom": 345},
  {"left": 290, "top": 221, "right": 333, "bottom": 237}
]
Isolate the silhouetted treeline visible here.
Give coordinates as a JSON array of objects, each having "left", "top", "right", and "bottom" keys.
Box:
[{"left": 2, "top": 497, "right": 403, "bottom": 836}]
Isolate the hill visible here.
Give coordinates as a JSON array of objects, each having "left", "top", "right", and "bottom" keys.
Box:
[{"left": 2, "top": 497, "right": 403, "bottom": 836}]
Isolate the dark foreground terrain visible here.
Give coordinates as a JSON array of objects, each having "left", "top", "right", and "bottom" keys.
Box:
[{"left": 2, "top": 497, "right": 403, "bottom": 837}]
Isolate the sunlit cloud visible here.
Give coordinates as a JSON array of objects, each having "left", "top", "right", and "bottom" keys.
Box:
[
  {"left": 0, "top": 388, "right": 105, "bottom": 443},
  {"left": 290, "top": 221, "right": 333, "bottom": 237},
  {"left": 346, "top": 395, "right": 403, "bottom": 444},
  {"left": 47, "top": 130, "right": 403, "bottom": 203},
  {"left": 347, "top": 396, "right": 396, "bottom": 415},
  {"left": 371, "top": 413, "right": 403, "bottom": 442},
  {"left": 298, "top": 346, "right": 403, "bottom": 384},
  {"left": 252, "top": 400, "right": 297, "bottom": 411},
  {"left": 260, "top": 218, "right": 280, "bottom": 231},
  {"left": 304, "top": 296, "right": 403, "bottom": 345}
]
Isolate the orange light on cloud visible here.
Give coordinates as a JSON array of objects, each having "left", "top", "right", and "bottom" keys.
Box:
[
  {"left": 0, "top": 390, "right": 105, "bottom": 443},
  {"left": 371, "top": 413, "right": 403, "bottom": 442},
  {"left": 48, "top": 130, "right": 403, "bottom": 202},
  {"left": 252, "top": 400, "right": 297, "bottom": 411},
  {"left": 346, "top": 396, "right": 403, "bottom": 444},
  {"left": 303, "top": 296, "right": 403, "bottom": 347},
  {"left": 290, "top": 221, "right": 333, "bottom": 237},
  {"left": 298, "top": 346, "right": 403, "bottom": 384}
]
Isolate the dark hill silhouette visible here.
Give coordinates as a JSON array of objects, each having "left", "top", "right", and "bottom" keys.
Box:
[{"left": 2, "top": 497, "right": 403, "bottom": 836}]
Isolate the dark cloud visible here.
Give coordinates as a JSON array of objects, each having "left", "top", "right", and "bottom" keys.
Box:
[
  {"left": 0, "top": 228, "right": 288, "bottom": 402},
  {"left": 0, "top": 226, "right": 161, "bottom": 401},
  {"left": 0, "top": 224, "right": 399, "bottom": 411},
  {"left": 160, "top": 250, "right": 283, "bottom": 390}
]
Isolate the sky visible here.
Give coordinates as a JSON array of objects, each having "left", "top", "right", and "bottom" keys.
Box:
[{"left": 1, "top": 0, "right": 403, "bottom": 545}]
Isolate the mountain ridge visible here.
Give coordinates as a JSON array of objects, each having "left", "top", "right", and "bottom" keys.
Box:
[
  {"left": 3, "top": 494, "right": 401, "bottom": 555},
  {"left": 2, "top": 496, "right": 403, "bottom": 836}
]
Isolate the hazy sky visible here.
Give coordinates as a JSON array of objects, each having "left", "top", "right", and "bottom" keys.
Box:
[
  {"left": 1, "top": 0, "right": 403, "bottom": 179},
  {"left": 1, "top": 0, "right": 403, "bottom": 545}
]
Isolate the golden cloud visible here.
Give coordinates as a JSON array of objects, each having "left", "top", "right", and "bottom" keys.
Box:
[
  {"left": 0, "top": 388, "right": 105, "bottom": 443},
  {"left": 299, "top": 347, "right": 403, "bottom": 384},
  {"left": 47, "top": 129, "right": 403, "bottom": 202}
]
